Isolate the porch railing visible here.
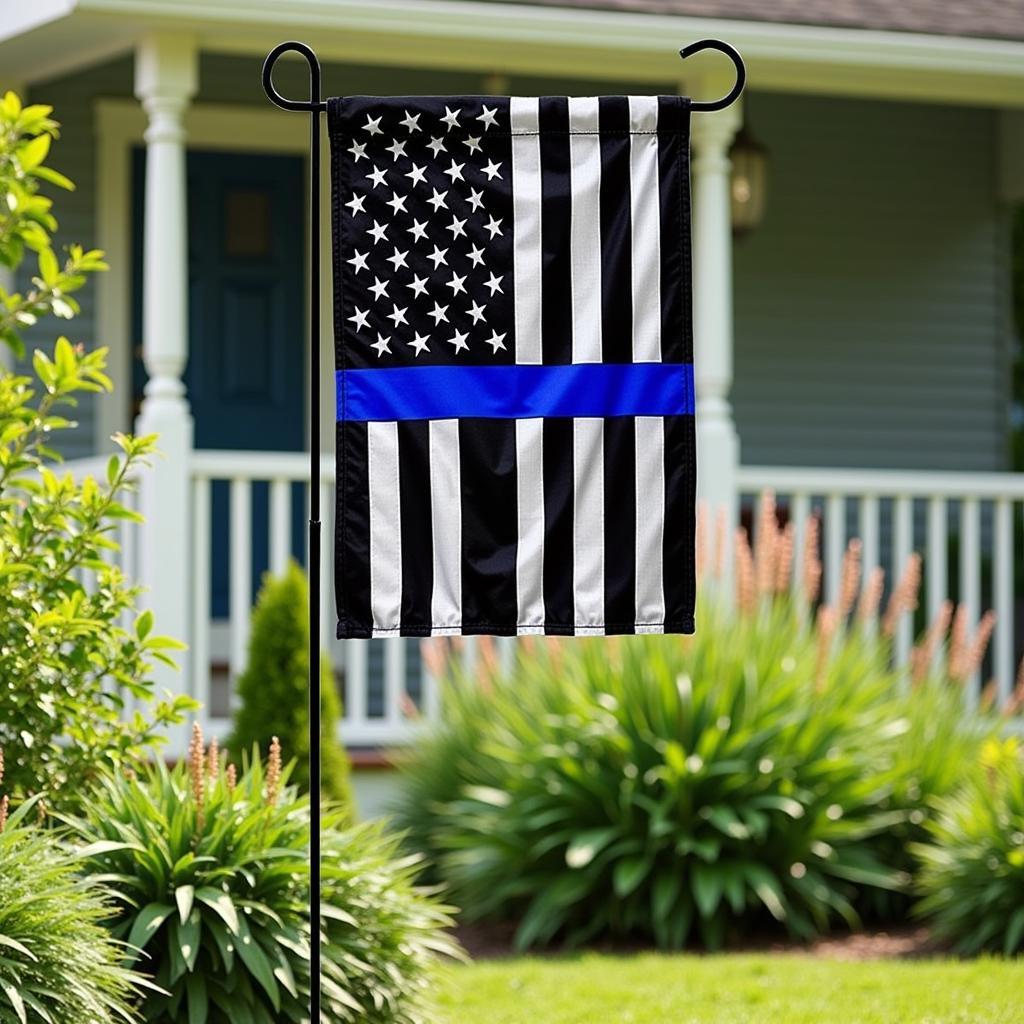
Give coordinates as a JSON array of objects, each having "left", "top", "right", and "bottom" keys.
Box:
[{"left": 64, "top": 454, "right": 1024, "bottom": 753}]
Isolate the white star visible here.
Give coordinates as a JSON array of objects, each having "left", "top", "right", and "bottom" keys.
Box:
[
  {"left": 428, "top": 302, "right": 449, "bottom": 325},
  {"left": 407, "top": 274, "right": 429, "bottom": 297},
  {"left": 408, "top": 219, "right": 428, "bottom": 242},
  {"left": 443, "top": 160, "right": 466, "bottom": 183},
  {"left": 441, "top": 106, "right": 461, "bottom": 131},
  {"left": 406, "top": 163, "right": 427, "bottom": 186},
  {"left": 446, "top": 216, "right": 467, "bottom": 240},
  {"left": 386, "top": 246, "right": 409, "bottom": 271},
  {"left": 484, "top": 216, "right": 503, "bottom": 239},
  {"left": 347, "top": 307, "right": 370, "bottom": 331},
  {"left": 408, "top": 333, "right": 430, "bottom": 356},
  {"left": 368, "top": 220, "right": 389, "bottom": 244},
  {"left": 467, "top": 243, "right": 485, "bottom": 267},
  {"left": 399, "top": 110, "right": 422, "bottom": 133},
  {"left": 385, "top": 139, "right": 407, "bottom": 162},
  {"left": 467, "top": 300, "right": 486, "bottom": 324},
  {"left": 482, "top": 159, "right": 502, "bottom": 181},
  {"left": 347, "top": 249, "right": 369, "bottom": 273},
  {"left": 371, "top": 332, "right": 392, "bottom": 357},
  {"left": 477, "top": 105, "right": 499, "bottom": 130},
  {"left": 467, "top": 188, "right": 485, "bottom": 212},
  {"left": 386, "top": 304, "right": 408, "bottom": 328},
  {"left": 484, "top": 330, "right": 507, "bottom": 353},
  {"left": 362, "top": 114, "right": 383, "bottom": 136},
  {"left": 445, "top": 272, "right": 467, "bottom": 295},
  {"left": 385, "top": 192, "right": 408, "bottom": 215},
  {"left": 484, "top": 272, "right": 503, "bottom": 295},
  {"left": 427, "top": 246, "right": 448, "bottom": 269},
  {"left": 427, "top": 188, "right": 448, "bottom": 212},
  {"left": 447, "top": 329, "right": 470, "bottom": 354},
  {"left": 369, "top": 277, "right": 389, "bottom": 300},
  {"left": 462, "top": 135, "right": 482, "bottom": 154},
  {"left": 367, "top": 166, "right": 388, "bottom": 188},
  {"left": 427, "top": 136, "right": 446, "bottom": 157},
  {"left": 348, "top": 140, "right": 368, "bottom": 162},
  {"left": 345, "top": 193, "right": 366, "bottom": 215}
]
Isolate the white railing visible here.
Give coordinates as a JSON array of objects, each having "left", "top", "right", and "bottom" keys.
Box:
[
  {"left": 738, "top": 465, "right": 1024, "bottom": 706},
  {"left": 62, "top": 453, "right": 1024, "bottom": 751},
  {"left": 189, "top": 450, "right": 439, "bottom": 749}
]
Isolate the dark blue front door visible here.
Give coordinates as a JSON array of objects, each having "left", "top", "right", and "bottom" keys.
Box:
[{"left": 133, "top": 149, "right": 306, "bottom": 614}]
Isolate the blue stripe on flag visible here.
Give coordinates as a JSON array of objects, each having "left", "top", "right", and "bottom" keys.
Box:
[{"left": 337, "top": 362, "right": 694, "bottom": 422}]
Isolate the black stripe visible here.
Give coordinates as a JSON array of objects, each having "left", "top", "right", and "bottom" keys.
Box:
[
  {"left": 603, "top": 416, "right": 637, "bottom": 633},
  {"left": 662, "top": 414, "right": 696, "bottom": 632},
  {"left": 458, "top": 419, "right": 519, "bottom": 634},
  {"left": 657, "top": 95, "right": 688, "bottom": 364},
  {"left": 336, "top": 421, "right": 372, "bottom": 638},
  {"left": 398, "top": 420, "right": 433, "bottom": 635},
  {"left": 599, "top": 97, "right": 633, "bottom": 364},
  {"left": 538, "top": 97, "right": 573, "bottom": 365},
  {"left": 657, "top": 97, "right": 695, "bottom": 632},
  {"left": 542, "top": 417, "right": 575, "bottom": 634}
]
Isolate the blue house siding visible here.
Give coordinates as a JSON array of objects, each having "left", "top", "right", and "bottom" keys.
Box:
[{"left": 733, "top": 90, "right": 1011, "bottom": 471}]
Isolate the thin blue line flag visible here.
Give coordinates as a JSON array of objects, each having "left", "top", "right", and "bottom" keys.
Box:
[{"left": 329, "top": 94, "right": 696, "bottom": 638}]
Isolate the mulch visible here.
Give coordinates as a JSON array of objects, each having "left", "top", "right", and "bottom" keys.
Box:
[{"left": 453, "top": 921, "right": 939, "bottom": 962}]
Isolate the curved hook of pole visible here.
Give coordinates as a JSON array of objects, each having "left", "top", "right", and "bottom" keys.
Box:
[
  {"left": 262, "top": 40, "right": 324, "bottom": 112},
  {"left": 679, "top": 39, "right": 745, "bottom": 112}
]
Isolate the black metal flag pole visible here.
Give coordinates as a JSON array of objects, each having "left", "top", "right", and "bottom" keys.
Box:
[
  {"left": 260, "top": 37, "right": 744, "bottom": 1022},
  {"left": 261, "top": 41, "right": 324, "bottom": 1023}
]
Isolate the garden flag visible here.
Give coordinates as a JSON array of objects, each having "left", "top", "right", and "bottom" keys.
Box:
[{"left": 329, "top": 95, "right": 695, "bottom": 638}]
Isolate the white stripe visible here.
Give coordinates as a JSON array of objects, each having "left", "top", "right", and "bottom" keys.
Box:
[
  {"left": 635, "top": 415, "right": 666, "bottom": 626},
  {"left": 628, "top": 96, "right": 661, "bottom": 363},
  {"left": 429, "top": 418, "right": 462, "bottom": 632},
  {"left": 368, "top": 421, "right": 402, "bottom": 632},
  {"left": 573, "top": 417, "right": 605, "bottom": 631},
  {"left": 516, "top": 417, "right": 545, "bottom": 628},
  {"left": 510, "top": 97, "right": 543, "bottom": 365},
  {"left": 568, "top": 96, "right": 602, "bottom": 363}
]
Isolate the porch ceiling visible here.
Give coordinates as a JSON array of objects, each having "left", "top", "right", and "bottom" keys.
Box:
[{"left": 3, "top": 0, "right": 1024, "bottom": 107}]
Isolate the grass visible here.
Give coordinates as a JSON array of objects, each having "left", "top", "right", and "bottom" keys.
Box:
[{"left": 436, "top": 953, "right": 1024, "bottom": 1023}]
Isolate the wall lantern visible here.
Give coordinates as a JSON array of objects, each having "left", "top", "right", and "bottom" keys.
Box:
[{"left": 729, "top": 123, "right": 767, "bottom": 237}]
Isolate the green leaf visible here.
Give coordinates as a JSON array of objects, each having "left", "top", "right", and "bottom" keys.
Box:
[
  {"left": 691, "top": 863, "right": 723, "bottom": 920},
  {"left": 234, "top": 920, "right": 280, "bottom": 1010},
  {"left": 186, "top": 973, "right": 208, "bottom": 1024},
  {"left": 0, "top": 935, "right": 36, "bottom": 961},
  {"left": 176, "top": 884, "right": 195, "bottom": 924},
  {"left": 613, "top": 855, "right": 651, "bottom": 898},
  {"left": 18, "top": 133, "right": 50, "bottom": 171},
  {"left": 126, "top": 903, "right": 174, "bottom": 955},
  {"left": 565, "top": 827, "right": 619, "bottom": 869},
  {"left": 196, "top": 887, "right": 239, "bottom": 935},
  {"left": 0, "top": 979, "right": 26, "bottom": 1024},
  {"left": 1004, "top": 906, "right": 1024, "bottom": 955}
]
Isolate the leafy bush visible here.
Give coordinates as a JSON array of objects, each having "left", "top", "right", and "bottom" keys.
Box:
[
  {"left": 64, "top": 727, "right": 458, "bottom": 1024},
  {"left": 397, "top": 498, "right": 1002, "bottom": 950},
  {"left": 228, "top": 561, "right": 352, "bottom": 805},
  {"left": 0, "top": 751, "right": 141, "bottom": 1024},
  {"left": 0, "top": 91, "right": 192, "bottom": 804},
  {"left": 913, "top": 737, "right": 1024, "bottom": 954}
]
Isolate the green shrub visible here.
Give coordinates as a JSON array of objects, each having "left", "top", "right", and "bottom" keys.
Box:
[
  {"left": 228, "top": 561, "right": 352, "bottom": 805},
  {"left": 0, "top": 753, "right": 141, "bottom": 1024},
  {"left": 913, "top": 737, "right": 1024, "bottom": 954},
  {"left": 64, "top": 727, "right": 458, "bottom": 1024},
  {"left": 397, "top": 597, "right": 911, "bottom": 951},
  {"left": 0, "top": 91, "right": 192, "bottom": 804}
]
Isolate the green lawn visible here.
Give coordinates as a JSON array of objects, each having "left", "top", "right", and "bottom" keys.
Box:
[{"left": 436, "top": 953, "right": 1024, "bottom": 1023}]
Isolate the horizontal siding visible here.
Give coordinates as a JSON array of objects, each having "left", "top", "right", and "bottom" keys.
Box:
[{"left": 733, "top": 91, "right": 1011, "bottom": 471}]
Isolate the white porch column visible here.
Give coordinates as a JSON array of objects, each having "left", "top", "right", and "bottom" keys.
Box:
[
  {"left": 690, "top": 99, "right": 742, "bottom": 579},
  {"left": 134, "top": 34, "right": 197, "bottom": 724}
]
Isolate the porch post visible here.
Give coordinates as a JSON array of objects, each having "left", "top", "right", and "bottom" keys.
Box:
[
  {"left": 134, "top": 34, "right": 197, "bottom": 724},
  {"left": 690, "top": 98, "right": 742, "bottom": 582}
]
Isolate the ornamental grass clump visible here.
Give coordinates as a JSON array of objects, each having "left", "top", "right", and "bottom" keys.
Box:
[
  {"left": 396, "top": 494, "right": 1003, "bottom": 950},
  {"left": 64, "top": 726, "right": 459, "bottom": 1024},
  {"left": 913, "top": 736, "right": 1024, "bottom": 954},
  {"left": 0, "top": 749, "right": 142, "bottom": 1024}
]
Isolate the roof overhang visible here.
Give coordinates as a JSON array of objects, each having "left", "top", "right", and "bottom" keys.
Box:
[{"left": 3, "top": 0, "right": 1024, "bottom": 108}]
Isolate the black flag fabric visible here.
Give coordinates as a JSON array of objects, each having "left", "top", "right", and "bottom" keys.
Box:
[{"left": 329, "top": 95, "right": 695, "bottom": 638}]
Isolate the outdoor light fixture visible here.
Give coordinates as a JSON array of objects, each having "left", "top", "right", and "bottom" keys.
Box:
[{"left": 729, "top": 122, "right": 767, "bottom": 236}]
